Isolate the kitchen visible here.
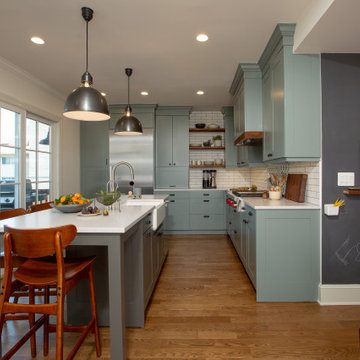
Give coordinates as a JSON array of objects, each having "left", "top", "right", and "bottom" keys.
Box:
[{"left": 0, "top": 0, "right": 360, "bottom": 359}]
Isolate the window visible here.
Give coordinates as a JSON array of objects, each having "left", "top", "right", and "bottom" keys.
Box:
[{"left": 0, "top": 103, "right": 54, "bottom": 211}]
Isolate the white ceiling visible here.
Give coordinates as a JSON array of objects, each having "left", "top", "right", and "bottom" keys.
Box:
[{"left": 0, "top": 0, "right": 358, "bottom": 111}]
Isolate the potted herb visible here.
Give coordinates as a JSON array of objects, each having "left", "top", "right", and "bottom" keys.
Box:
[{"left": 213, "top": 135, "right": 222, "bottom": 147}]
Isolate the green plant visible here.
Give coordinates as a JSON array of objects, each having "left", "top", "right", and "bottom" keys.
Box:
[{"left": 213, "top": 135, "right": 222, "bottom": 141}]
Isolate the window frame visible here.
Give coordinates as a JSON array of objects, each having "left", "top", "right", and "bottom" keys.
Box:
[{"left": 0, "top": 101, "right": 55, "bottom": 210}]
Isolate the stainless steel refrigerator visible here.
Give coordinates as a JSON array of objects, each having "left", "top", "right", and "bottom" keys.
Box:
[{"left": 109, "top": 129, "right": 154, "bottom": 194}]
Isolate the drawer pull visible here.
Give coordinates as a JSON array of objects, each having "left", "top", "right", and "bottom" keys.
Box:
[
  {"left": 169, "top": 185, "right": 176, "bottom": 187},
  {"left": 243, "top": 219, "right": 248, "bottom": 224},
  {"left": 170, "top": 200, "right": 175, "bottom": 203},
  {"left": 267, "top": 153, "right": 273, "bottom": 157},
  {"left": 203, "top": 215, "right": 210, "bottom": 218},
  {"left": 203, "top": 193, "right": 210, "bottom": 196},
  {"left": 203, "top": 200, "right": 210, "bottom": 203},
  {"left": 170, "top": 194, "right": 175, "bottom": 196}
]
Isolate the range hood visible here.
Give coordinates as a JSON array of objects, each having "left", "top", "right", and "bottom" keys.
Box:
[{"left": 234, "top": 131, "right": 263, "bottom": 146}]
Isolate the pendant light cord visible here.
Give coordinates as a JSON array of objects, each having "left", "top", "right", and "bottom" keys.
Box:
[
  {"left": 85, "top": 20, "right": 89, "bottom": 73},
  {"left": 128, "top": 75, "right": 130, "bottom": 105}
]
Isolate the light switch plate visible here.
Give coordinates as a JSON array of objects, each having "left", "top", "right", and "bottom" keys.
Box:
[{"left": 337, "top": 172, "right": 355, "bottom": 186}]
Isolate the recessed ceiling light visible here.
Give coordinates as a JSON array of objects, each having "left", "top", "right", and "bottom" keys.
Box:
[
  {"left": 141, "top": 91, "right": 149, "bottom": 96},
  {"left": 196, "top": 33, "right": 208, "bottom": 42},
  {"left": 101, "top": 92, "right": 106, "bottom": 96},
  {"left": 196, "top": 90, "right": 205, "bottom": 95},
  {"left": 31, "top": 36, "right": 45, "bottom": 45}
]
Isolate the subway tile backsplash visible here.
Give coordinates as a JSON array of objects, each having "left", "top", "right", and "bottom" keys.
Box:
[{"left": 188, "top": 111, "right": 320, "bottom": 205}]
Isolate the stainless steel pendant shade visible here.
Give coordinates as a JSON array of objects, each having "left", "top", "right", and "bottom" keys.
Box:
[
  {"left": 63, "top": 7, "right": 110, "bottom": 121},
  {"left": 114, "top": 68, "right": 143, "bottom": 135}
]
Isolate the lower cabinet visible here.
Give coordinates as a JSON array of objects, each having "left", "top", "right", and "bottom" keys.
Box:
[
  {"left": 226, "top": 204, "right": 320, "bottom": 301},
  {"left": 155, "top": 190, "right": 226, "bottom": 233}
]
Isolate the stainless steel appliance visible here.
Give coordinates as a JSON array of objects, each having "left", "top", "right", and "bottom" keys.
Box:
[
  {"left": 226, "top": 189, "right": 263, "bottom": 212},
  {"left": 109, "top": 129, "right": 154, "bottom": 194}
]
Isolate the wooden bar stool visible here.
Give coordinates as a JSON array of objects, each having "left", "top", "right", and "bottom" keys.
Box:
[
  {"left": 0, "top": 225, "right": 101, "bottom": 359},
  {"left": 27, "top": 201, "right": 53, "bottom": 213}
]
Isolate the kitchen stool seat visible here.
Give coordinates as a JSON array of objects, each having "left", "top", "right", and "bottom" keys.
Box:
[
  {"left": 0, "top": 224, "right": 101, "bottom": 360},
  {"left": 14, "top": 256, "right": 95, "bottom": 286}
]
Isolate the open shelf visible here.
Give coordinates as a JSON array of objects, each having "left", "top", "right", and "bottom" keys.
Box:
[
  {"left": 189, "top": 146, "right": 225, "bottom": 150},
  {"left": 343, "top": 190, "right": 360, "bottom": 195},
  {"left": 190, "top": 164, "right": 225, "bottom": 168},
  {"left": 189, "top": 128, "right": 225, "bottom": 132}
]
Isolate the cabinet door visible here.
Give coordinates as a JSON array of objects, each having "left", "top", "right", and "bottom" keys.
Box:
[
  {"left": 262, "top": 68, "right": 274, "bottom": 161},
  {"left": 224, "top": 113, "right": 237, "bottom": 168},
  {"left": 156, "top": 115, "right": 173, "bottom": 166},
  {"left": 143, "top": 229, "right": 153, "bottom": 306},
  {"left": 152, "top": 232, "right": 160, "bottom": 277},
  {"left": 239, "top": 86, "right": 245, "bottom": 135},
  {"left": 233, "top": 94, "right": 241, "bottom": 140},
  {"left": 165, "top": 198, "right": 190, "bottom": 230},
  {"left": 172, "top": 116, "right": 189, "bottom": 166},
  {"left": 240, "top": 214, "right": 248, "bottom": 265},
  {"left": 156, "top": 167, "right": 188, "bottom": 188},
  {"left": 247, "top": 209, "right": 256, "bottom": 288},
  {"left": 271, "top": 50, "right": 285, "bottom": 159}
]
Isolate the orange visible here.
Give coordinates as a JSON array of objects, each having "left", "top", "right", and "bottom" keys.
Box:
[
  {"left": 71, "top": 196, "right": 77, "bottom": 202},
  {"left": 60, "top": 196, "right": 66, "bottom": 203},
  {"left": 78, "top": 200, "right": 84, "bottom": 204},
  {"left": 75, "top": 193, "right": 81, "bottom": 198}
]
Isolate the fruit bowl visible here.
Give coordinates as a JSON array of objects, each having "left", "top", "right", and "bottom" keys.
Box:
[
  {"left": 50, "top": 203, "right": 90, "bottom": 213},
  {"left": 95, "top": 191, "right": 121, "bottom": 206}
]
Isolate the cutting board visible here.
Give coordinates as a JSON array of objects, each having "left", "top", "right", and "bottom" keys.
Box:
[{"left": 285, "top": 174, "right": 308, "bottom": 203}]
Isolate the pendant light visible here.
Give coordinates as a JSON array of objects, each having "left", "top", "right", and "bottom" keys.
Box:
[
  {"left": 114, "top": 68, "right": 143, "bottom": 135},
  {"left": 63, "top": 7, "right": 110, "bottom": 121}
]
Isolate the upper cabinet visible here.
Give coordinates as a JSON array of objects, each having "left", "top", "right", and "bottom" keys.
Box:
[
  {"left": 155, "top": 106, "right": 191, "bottom": 188},
  {"left": 230, "top": 63, "right": 263, "bottom": 145},
  {"left": 258, "top": 24, "right": 321, "bottom": 162},
  {"left": 221, "top": 107, "right": 237, "bottom": 168}
]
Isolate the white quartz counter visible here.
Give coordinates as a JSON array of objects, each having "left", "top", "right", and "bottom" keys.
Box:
[
  {"left": 154, "top": 188, "right": 227, "bottom": 191},
  {"left": 243, "top": 197, "right": 320, "bottom": 210},
  {"left": 0, "top": 205, "right": 154, "bottom": 234}
]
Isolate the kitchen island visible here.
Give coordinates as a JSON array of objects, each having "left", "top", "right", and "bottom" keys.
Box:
[{"left": 0, "top": 197, "right": 167, "bottom": 360}]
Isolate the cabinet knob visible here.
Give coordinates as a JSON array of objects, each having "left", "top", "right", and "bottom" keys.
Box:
[
  {"left": 248, "top": 211, "right": 253, "bottom": 216},
  {"left": 243, "top": 219, "right": 248, "bottom": 224},
  {"left": 229, "top": 222, "right": 232, "bottom": 225},
  {"left": 169, "top": 163, "right": 171, "bottom": 166},
  {"left": 173, "top": 163, "right": 176, "bottom": 166},
  {"left": 234, "top": 230, "right": 237, "bottom": 234},
  {"left": 267, "top": 153, "right": 273, "bottom": 157}
]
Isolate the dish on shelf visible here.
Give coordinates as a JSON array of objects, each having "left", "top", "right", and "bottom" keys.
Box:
[
  {"left": 203, "top": 140, "right": 211, "bottom": 147},
  {"left": 204, "top": 161, "right": 214, "bottom": 165},
  {"left": 190, "top": 143, "right": 202, "bottom": 147},
  {"left": 195, "top": 123, "right": 206, "bottom": 128},
  {"left": 214, "top": 159, "right": 223, "bottom": 165},
  {"left": 207, "top": 124, "right": 220, "bottom": 129}
]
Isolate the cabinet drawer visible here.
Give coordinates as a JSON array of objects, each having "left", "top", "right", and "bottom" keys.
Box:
[
  {"left": 190, "top": 197, "right": 225, "bottom": 214},
  {"left": 190, "top": 214, "right": 225, "bottom": 230},
  {"left": 165, "top": 199, "right": 190, "bottom": 230},
  {"left": 191, "top": 190, "right": 225, "bottom": 200},
  {"left": 155, "top": 190, "right": 189, "bottom": 199}
]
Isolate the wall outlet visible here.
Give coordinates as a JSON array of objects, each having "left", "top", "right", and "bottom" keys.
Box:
[{"left": 337, "top": 172, "right": 355, "bottom": 186}]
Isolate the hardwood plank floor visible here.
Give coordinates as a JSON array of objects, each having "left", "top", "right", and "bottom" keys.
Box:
[{"left": 1, "top": 234, "right": 360, "bottom": 359}]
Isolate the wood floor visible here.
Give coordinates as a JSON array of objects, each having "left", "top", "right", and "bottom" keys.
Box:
[{"left": 1, "top": 234, "right": 360, "bottom": 359}]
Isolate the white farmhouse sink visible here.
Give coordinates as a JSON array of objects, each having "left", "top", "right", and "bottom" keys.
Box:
[{"left": 121, "top": 198, "right": 166, "bottom": 230}]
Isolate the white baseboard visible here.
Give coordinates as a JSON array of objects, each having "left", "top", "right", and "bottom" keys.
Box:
[{"left": 318, "top": 284, "right": 360, "bottom": 305}]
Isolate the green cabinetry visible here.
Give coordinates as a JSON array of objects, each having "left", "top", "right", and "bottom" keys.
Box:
[
  {"left": 229, "top": 64, "right": 264, "bottom": 167},
  {"left": 222, "top": 107, "right": 237, "bottom": 168},
  {"left": 155, "top": 107, "right": 191, "bottom": 188},
  {"left": 155, "top": 190, "right": 226, "bottom": 234},
  {"left": 259, "top": 23, "right": 321, "bottom": 162},
  {"left": 227, "top": 203, "right": 320, "bottom": 301}
]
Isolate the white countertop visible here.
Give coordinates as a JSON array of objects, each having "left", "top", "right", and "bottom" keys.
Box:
[
  {"left": 243, "top": 197, "right": 320, "bottom": 210},
  {"left": 154, "top": 188, "right": 227, "bottom": 191},
  {"left": 0, "top": 204, "right": 155, "bottom": 234}
]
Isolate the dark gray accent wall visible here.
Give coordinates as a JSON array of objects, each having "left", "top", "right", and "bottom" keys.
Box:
[{"left": 322, "top": 54, "right": 360, "bottom": 284}]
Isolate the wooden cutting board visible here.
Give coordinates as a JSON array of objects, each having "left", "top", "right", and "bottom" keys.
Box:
[{"left": 285, "top": 174, "right": 308, "bottom": 203}]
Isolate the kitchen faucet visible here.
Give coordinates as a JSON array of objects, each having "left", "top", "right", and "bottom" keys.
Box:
[{"left": 111, "top": 161, "right": 135, "bottom": 191}]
